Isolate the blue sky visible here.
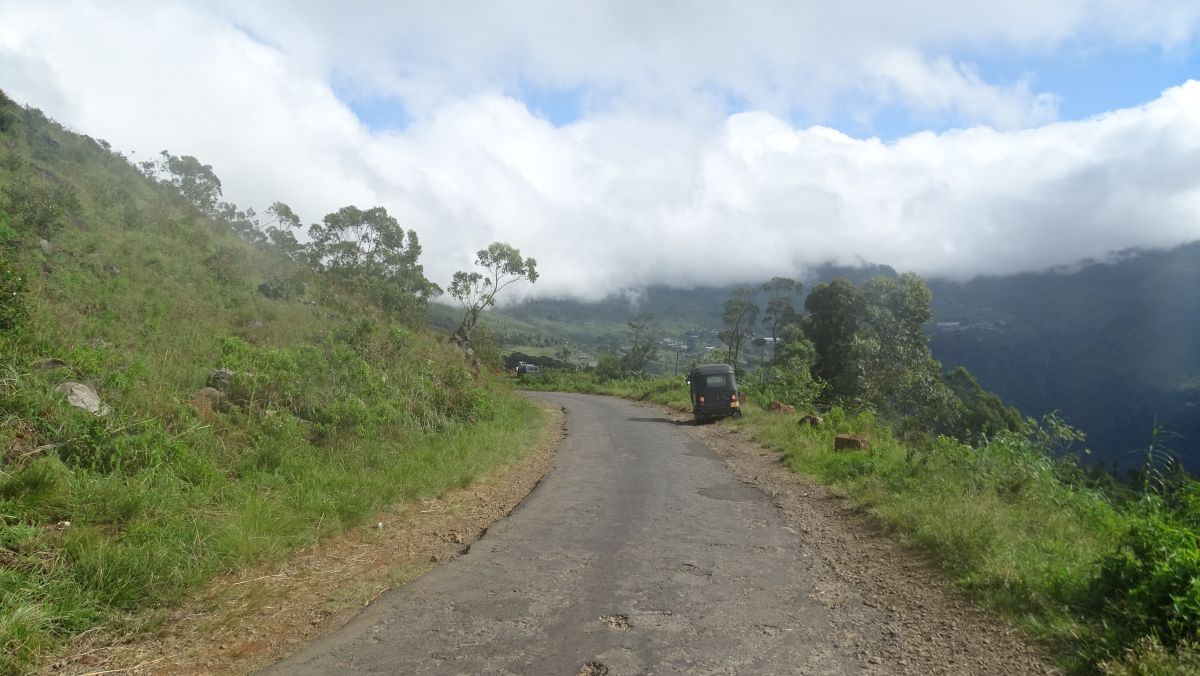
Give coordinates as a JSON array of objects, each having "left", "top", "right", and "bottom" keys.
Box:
[{"left": 334, "top": 28, "right": 1200, "bottom": 140}]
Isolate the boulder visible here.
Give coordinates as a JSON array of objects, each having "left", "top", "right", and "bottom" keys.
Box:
[
  {"left": 207, "top": 367, "right": 235, "bottom": 391},
  {"left": 190, "top": 387, "right": 227, "bottom": 418},
  {"left": 798, "top": 414, "right": 823, "bottom": 428},
  {"left": 55, "top": 382, "right": 110, "bottom": 416},
  {"left": 834, "top": 434, "right": 870, "bottom": 451},
  {"left": 767, "top": 400, "right": 796, "bottom": 415}
]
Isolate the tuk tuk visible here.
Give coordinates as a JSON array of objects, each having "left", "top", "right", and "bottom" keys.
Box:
[{"left": 686, "top": 364, "right": 741, "bottom": 423}]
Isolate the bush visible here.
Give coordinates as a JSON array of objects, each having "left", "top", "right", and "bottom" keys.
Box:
[
  {"left": 1, "top": 178, "right": 81, "bottom": 239},
  {"left": 1096, "top": 504, "right": 1200, "bottom": 652}
]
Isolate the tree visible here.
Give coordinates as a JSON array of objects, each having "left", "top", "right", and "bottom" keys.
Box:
[
  {"left": 449, "top": 242, "right": 538, "bottom": 346},
  {"left": 621, "top": 312, "right": 658, "bottom": 375},
  {"left": 153, "top": 151, "right": 223, "bottom": 216},
  {"left": 263, "top": 202, "right": 304, "bottom": 260},
  {"left": 720, "top": 287, "right": 759, "bottom": 367},
  {"left": 761, "top": 277, "right": 802, "bottom": 361},
  {"left": 943, "top": 367, "right": 1025, "bottom": 444},
  {"left": 307, "top": 205, "right": 440, "bottom": 317},
  {"left": 802, "top": 277, "right": 865, "bottom": 402},
  {"left": 752, "top": 336, "right": 768, "bottom": 369}
]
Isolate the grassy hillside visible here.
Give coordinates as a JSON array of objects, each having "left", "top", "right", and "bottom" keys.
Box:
[{"left": 0, "top": 92, "right": 543, "bottom": 673}]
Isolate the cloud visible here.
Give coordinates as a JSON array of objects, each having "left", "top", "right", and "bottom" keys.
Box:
[{"left": 1, "top": 1, "right": 1198, "bottom": 302}]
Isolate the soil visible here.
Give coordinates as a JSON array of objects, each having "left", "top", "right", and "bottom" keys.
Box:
[
  {"left": 665, "top": 401, "right": 1059, "bottom": 675},
  {"left": 41, "top": 399, "right": 567, "bottom": 676}
]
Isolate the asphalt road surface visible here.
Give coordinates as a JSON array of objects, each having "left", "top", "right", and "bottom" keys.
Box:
[{"left": 265, "top": 393, "right": 863, "bottom": 674}]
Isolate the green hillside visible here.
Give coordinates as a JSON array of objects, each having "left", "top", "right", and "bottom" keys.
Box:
[
  {"left": 0, "top": 92, "right": 541, "bottom": 672},
  {"left": 927, "top": 244, "right": 1200, "bottom": 470},
  {"left": 486, "top": 253, "right": 1200, "bottom": 470}
]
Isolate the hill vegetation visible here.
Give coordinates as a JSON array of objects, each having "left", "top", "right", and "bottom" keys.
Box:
[
  {"left": 0, "top": 91, "right": 542, "bottom": 673},
  {"left": 481, "top": 250, "right": 1200, "bottom": 471}
]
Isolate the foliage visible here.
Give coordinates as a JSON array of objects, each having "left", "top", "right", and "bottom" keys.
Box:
[
  {"left": 1, "top": 177, "right": 81, "bottom": 239},
  {"left": 761, "top": 276, "right": 801, "bottom": 361},
  {"left": 720, "top": 286, "right": 758, "bottom": 366},
  {"left": 741, "top": 355, "right": 822, "bottom": 409},
  {"left": 449, "top": 241, "right": 538, "bottom": 344},
  {"left": 943, "top": 367, "right": 1026, "bottom": 445},
  {"left": 306, "top": 205, "right": 440, "bottom": 319},
  {"left": 141, "top": 150, "right": 223, "bottom": 216},
  {"left": 802, "top": 277, "right": 864, "bottom": 401}
]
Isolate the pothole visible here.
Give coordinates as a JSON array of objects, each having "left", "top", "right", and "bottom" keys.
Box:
[
  {"left": 601, "top": 614, "right": 631, "bottom": 631},
  {"left": 577, "top": 661, "right": 609, "bottom": 675}
]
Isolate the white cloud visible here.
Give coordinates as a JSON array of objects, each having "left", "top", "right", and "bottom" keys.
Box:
[{"left": 1, "top": 1, "right": 1199, "bottom": 302}]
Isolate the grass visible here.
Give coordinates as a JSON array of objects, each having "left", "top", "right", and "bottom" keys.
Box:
[
  {"left": 0, "top": 93, "right": 552, "bottom": 674},
  {"left": 531, "top": 370, "right": 1200, "bottom": 673}
]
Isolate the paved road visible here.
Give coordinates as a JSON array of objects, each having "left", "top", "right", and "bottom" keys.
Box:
[{"left": 265, "top": 393, "right": 860, "bottom": 674}]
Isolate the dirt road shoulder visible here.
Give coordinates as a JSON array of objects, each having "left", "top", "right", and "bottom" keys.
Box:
[{"left": 661, "top": 401, "right": 1058, "bottom": 675}]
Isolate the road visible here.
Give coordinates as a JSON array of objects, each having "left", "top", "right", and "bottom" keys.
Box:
[{"left": 264, "top": 392, "right": 866, "bottom": 674}]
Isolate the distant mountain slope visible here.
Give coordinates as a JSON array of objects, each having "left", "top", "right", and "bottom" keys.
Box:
[
  {"left": 488, "top": 248, "right": 1200, "bottom": 469},
  {"left": 928, "top": 242, "right": 1200, "bottom": 469}
]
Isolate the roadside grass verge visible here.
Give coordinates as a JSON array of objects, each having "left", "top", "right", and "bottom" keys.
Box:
[
  {"left": 0, "top": 376, "right": 542, "bottom": 674},
  {"left": 531, "top": 371, "right": 1200, "bottom": 673}
]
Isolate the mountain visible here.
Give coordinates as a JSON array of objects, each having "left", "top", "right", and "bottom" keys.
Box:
[
  {"left": 927, "top": 243, "right": 1200, "bottom": 470},
  {"left": 484, "top": 248, "right": 1200, "bottom": 469}
]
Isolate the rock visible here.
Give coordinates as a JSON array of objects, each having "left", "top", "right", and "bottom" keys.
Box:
[
  {"left": 767, "top": 400, "right": 796, "bottom": 415},
  {"left": 189, "top": 387, "right": 227, "bottom": 418},
  {"left": 207, "top": 367, "right": 235, "bottom": 391},
  {"left": 798, "top": 414, "right": 823, "bottom": 427},
  {"left": 834, "top": 434, "right": 870, "bottom": 451},
  {"left": 31, "top": 357, "right": 67, "bottom": 370},
  {"left": 89, "top": 338, "right": 113, "bottom": 349},
  {"left": 247, "top": 319, "right": 265, "bottom": 329},
  {"left": 38, "top": 238, "right": 54, "bottom": 255},
  {"left": 102, "top": 263, "right": 119, "bottom": 276},
  {"left": 55, "top": 382, "right": 110, "bottom": 416}
]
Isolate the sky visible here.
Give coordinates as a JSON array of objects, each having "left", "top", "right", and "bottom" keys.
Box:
[{"left": 1, "top": 1, "right": 1199, "bottom": 301}]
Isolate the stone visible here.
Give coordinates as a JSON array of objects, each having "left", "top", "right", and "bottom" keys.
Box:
[
  {"left": 31, "top": 357, "right": 67, "bottom": 370},
  {"left": 834, "top": 434, "right": 870, "bottom": 451},
  {"left": 190, "top": 387, "right": 227, "bottom": 418},
  {"left": 55, "top": 382, "right": 110, "bottom": 416},
  {"left": 38, "top": 238, "right": 54, "bottom": 255},
  {"left": 767, "top": 400, "right": 796, "bottom": 415},
  {"left": 102, "top": 263, "right": 119, "bottom": 276},
  {"left": 89, "top": 338, "right": 113, "bottom": 349},
  {"left": 798, "top": 414, "right": 823, "bottom": 427},
  {"left": 207, "top": 367, "right": 235, "bottom": 391},
  {"left": 247, "top": 319, "right": 265, "bottom": 329}
]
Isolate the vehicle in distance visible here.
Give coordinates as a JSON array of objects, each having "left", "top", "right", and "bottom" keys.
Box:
[{"left": 686, "top": 363, "right": 741, "bottom": 423}]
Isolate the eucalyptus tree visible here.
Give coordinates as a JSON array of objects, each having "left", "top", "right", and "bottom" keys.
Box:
[{"left": 449, "top": 242, "right": 538, "bottom": 346}]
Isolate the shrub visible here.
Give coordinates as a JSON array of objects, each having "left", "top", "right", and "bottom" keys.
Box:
[{"left": 1096, "top": 504, "right": 1200, "bottom": 653}]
